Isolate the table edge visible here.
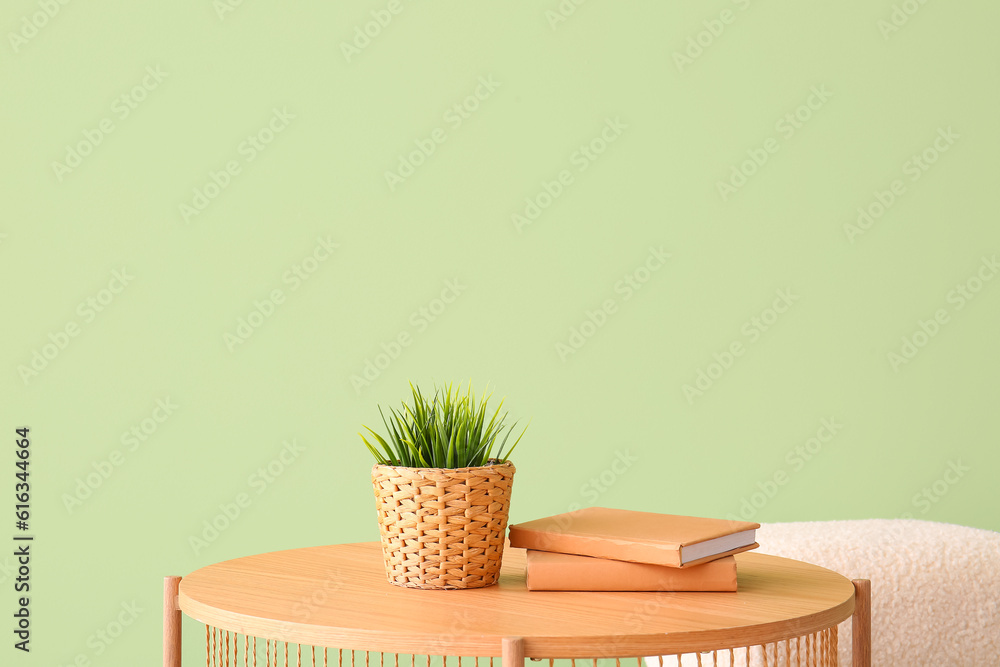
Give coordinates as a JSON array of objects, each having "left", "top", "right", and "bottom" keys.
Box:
[{"left": 177, "top": 546, "right": 857, "bottom": 657}]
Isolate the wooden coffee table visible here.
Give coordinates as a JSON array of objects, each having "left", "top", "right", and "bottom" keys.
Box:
[{"left": 164, "top": 542, "right": 870, "bottom": 667}]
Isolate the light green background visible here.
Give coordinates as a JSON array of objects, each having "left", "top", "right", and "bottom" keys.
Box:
[{"left": 2, "top": 0, "right": 998, "bottom": 665}]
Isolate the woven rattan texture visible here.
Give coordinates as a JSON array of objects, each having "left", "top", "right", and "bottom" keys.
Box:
[{"left": 372, "top": 462, "right": 516, "bottom": 589}]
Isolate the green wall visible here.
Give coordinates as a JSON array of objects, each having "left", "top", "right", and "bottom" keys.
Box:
[{"left": 3, "top": 1, "right": 997, "bottom": 665}]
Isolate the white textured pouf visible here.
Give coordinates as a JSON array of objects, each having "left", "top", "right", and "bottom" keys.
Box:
[
  {"left": 757, "top": 519, "right": 1000, "bottom": 666},
  {"left": 645, "top": 519, "right": 1000, "bottom": 666}
]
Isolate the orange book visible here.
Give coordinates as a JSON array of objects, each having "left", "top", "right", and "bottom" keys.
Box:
[
  {"left": 525, "top": 550, "right": 737, "bottom": 591},
  {"left": 508, "top": 507, "right": 759, "bottom": 568}
]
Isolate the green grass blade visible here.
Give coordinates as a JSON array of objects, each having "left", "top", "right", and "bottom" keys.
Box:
[
  {"left": 497, "top": 418, "right": 530, "bottom": 462},
  {"left": 363, "top": 382, "right": 528, "bottom": 469},
  {"left": 363, "top": 425, "right": 397, "bottom": 464},
  {"left": 392, "top": 406, "right": 422, "bottom": 457},
  {"left": 378, "top": 407, "right": 408, "bottom": 464},
  {"left": 405, "top": 438, "right": 430, "bottom": 467},
  {"left": 360, "top": 433, "right": 388, "bottom": 465}
]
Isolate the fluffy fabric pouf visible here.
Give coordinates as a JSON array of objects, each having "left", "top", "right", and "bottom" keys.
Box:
[
  {"left": 644, "top": 519, "right": 1000, "bottom": 666},
  {"left": 757, "top": 519, "right": 1000, "bottom": 666}
]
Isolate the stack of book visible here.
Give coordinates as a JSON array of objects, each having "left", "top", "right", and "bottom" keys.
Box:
[{"left": 507, "top": 507, "right": 759, "bottom": 591}]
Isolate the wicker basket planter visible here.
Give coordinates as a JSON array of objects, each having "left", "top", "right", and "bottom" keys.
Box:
[{"left": 372, "top": 461, "right": 516, "bottom": 590}]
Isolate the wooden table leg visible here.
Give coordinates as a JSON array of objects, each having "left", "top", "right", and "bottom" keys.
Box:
[
  {"left": 852, "top": 579, "right": 871, "bottom": 667},
  {"left": 502, "top": 636, "right": 525, "bottom": 667},
  {"left": 165, "top": 576, "right": 182, "bottom": 667}
]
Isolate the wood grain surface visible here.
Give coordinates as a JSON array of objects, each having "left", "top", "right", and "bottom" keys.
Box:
[{"left": 178, "top": 542, "right": 855, "bottom": 658}]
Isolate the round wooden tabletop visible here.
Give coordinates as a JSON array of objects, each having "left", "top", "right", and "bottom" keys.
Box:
[{"left": 178, "top": 542, "right": 855, "bottom": 658}]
